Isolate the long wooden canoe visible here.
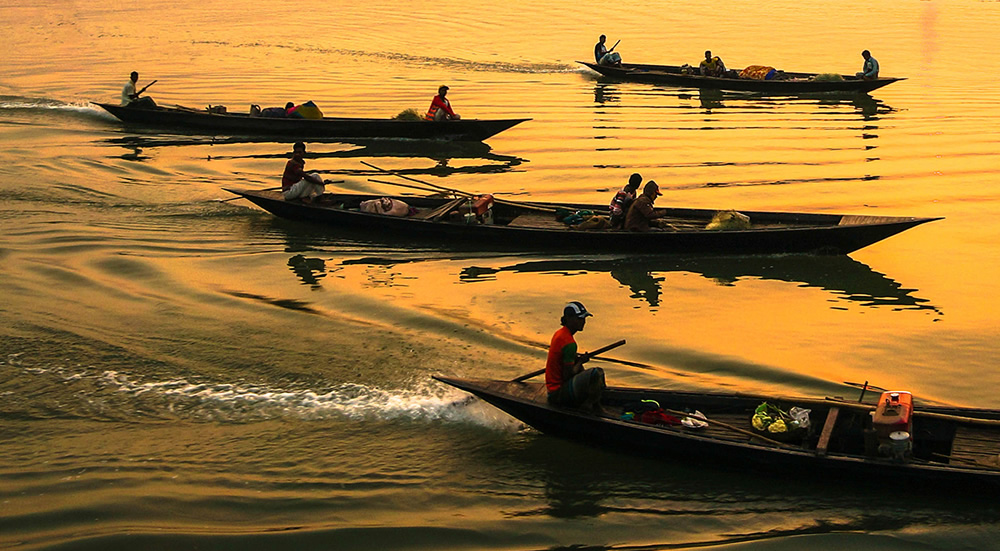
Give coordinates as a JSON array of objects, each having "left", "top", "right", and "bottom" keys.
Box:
[
  {"left": 436, "top": 375, "right": 1000, "bottom": 489},
  {"left": 95, "top": 103, "right": 529, "bottom": 142},
  {"left": 579, "top": 61, "right": 904, "bottom": 93},
  {"left": 224, "top": 188, "right": 940, "bottom": 255}
]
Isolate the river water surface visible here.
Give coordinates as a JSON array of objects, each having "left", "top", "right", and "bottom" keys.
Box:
[{"left": 3, "top": 0, "right": 1000, "bottom": 549}]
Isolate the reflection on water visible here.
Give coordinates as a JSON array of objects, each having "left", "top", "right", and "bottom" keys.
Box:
[
  {"left": 458, "top": 255, "right": 940, "bottom": 314},
  {"left": 484, "top": 436, "right": 1000, "bottom": 544},
  {"left": 102, "top": 133, "right": 527, "bottom": 176}
]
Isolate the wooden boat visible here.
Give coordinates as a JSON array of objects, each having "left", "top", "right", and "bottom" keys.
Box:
[
  {"left": 435, "top": 375, "right": 1000, "bottom": 488},
  {"left": 579, "top": 61, "right": 904, "bottom": 94},
  {"left": 224, "top": 188, "right": 940, "bottom": 255},
  {"left": 94, "top": 103, "right": 529, "bottom": 142}
]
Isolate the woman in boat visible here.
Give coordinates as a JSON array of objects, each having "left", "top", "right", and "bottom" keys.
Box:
[
  {"left": 424, "top": 85, "right": 460, "bottom": 121},
  {"left": 609, "top": 173, "right": 642, "bottom": 229},
  {"left": 545, "top": 301, "right": 606, "bottom": 411},
  {"left": 281, "top": 142, "right": 325, "bottom": 203}
]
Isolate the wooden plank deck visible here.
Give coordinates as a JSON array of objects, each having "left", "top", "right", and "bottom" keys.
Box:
[{"left": 948, "top": 426, "right": 1000, "bottom": 469}]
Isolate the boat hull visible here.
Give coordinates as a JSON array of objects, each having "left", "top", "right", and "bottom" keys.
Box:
[
  {"left": 579, "top": 62, "right": 904, "bottom": 93},
  {"left": 225, "top": 189, "right": 939, "bottom": 256},
  {"left": 435, "top": 376, "right": 1000, "bottom": 489},
  {"left": 95, "top": 103, "right": 529, "bottom": 142}
]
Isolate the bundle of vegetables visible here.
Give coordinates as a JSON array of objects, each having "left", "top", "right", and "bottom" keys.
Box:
[
  {"left": 752, "top": 402, "right": 810, "bottom": 434},
  {"left": 393, "top": 108, "right": 424, "bottom": 121}
]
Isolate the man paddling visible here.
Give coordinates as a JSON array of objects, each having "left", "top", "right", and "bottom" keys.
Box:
[
  {"left": 545, "top": 301, "right": 606, "bottom": 411},
  {"left": 121, "top": 71, "right": 156, "bottom": 108},
  {"left": 594, "top": 35, "right": 622, "bottom": 66}
]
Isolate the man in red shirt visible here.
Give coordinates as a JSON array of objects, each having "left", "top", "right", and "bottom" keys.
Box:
[
  {"left": 424, "top": 85, "right": 461, "bottom": 121},
  {"left": 545, "top": 301, "right": 606, "bottom": 410},
  {"left": 282, "top": 141, "right": 325, "bottom": 202}
]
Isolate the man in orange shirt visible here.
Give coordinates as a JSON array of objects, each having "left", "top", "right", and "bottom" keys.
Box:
[
  {"left": 545, "top": 301, "right": 606, "bottom": 410},
  {"left": 424, "top": 85, "right": 461, "bottom": 121}
]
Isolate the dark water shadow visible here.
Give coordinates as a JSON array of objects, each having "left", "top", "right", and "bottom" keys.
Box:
[
  {"left": 239, "top": 218, "right": 940, "bottom": 316},
  {"left": 101, "top": 133, "right": 527, "bottom": 175},
  {"left": 456, "top": 254, "right": 941, "bottom": 314},
  {"left": 473, "top": 434, "right": 1000, "bottom": 543},
  {"left": 590, "top": 79, "right": 895, "bottom": 119}
]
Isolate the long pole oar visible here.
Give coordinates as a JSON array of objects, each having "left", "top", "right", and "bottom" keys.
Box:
[
  {"left": 450, "top": 339, "right": 626, "bottom": 408},
  {"left": 362, "top": 161, "right": 559, "bottom": 214},
  {"left": 610, "top": 39, "right": 621, "bottom": 51},
  {"left": 218, "top": 180, "right": 345, "bottom": 202},
  {"left": 218, "top": 186, "right": 282, "bottom": 202},
  {"left": 368, "top": 178, "right": 466, "bottom": 197},
  {"left": 511, "top": 339, "right": 626, "bottom": 383}
]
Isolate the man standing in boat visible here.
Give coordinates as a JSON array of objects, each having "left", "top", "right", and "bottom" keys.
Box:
[
  {"left": 121, "top": 71, "right": 157, "bottom": 108},
  {"left": 625, "top": 181, "right": 669, "bottom": 232},
  {"left": 546, "top": 301, "right": 606, "bottom": 411},
  {"left": 857, "top": 50, "right": 879, "bottom": 80},
  {"left": 424, "top": 85, "right": 460, "bottom": 121},
  {"left": 282, "top": 141, "right": 325, "bottom": 203}
]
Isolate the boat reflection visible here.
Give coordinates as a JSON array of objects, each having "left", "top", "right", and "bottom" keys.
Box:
[
  {"left": 479, "top": 435, "right": 1000, "bottom": 530},
  {"left": 102, "top": 133, "right": 526, "bottom": 174},
  {"left": 457, "top": 254, "right": 940, "bottom": 314},
  {"left": 591, "top": 79, "right": 894, "bottom": 118}
]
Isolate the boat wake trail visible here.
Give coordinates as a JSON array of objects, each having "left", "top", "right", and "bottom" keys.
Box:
[
  {"left": 0, "top": 95, "right": 113, "bottom": 121},
  {"left": 1, "top": 355, "right": 519, "bottom": 430}
]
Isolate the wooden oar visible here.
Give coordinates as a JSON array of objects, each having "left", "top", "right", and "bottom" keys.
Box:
[
  {"left": 610, "top": 39, "right": 621, "bottom": 52},
  {"left": 511, "top": 339, "right": 626, "bottom": 383},
  {"left": 218, "top": 180, "right": 346, "bottom": 202},
  {"left": 362, "top": 161, "right": 559, "bottom": 214},
  {"left": 368, "top": 178, "right": 465, "bottom": 197},
  {"left": 218, "top": 186, "right": 281, "bottom": 202},
  {"left": 136, "top": 79, "right": 158, "bottom": 96}
]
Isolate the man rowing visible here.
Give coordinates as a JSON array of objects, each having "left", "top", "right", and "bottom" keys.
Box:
[
  {"left": 594, "top": 35, "right": 622, "bottom": 66},
  {"left": 545, "top": 301, "right": 606, "bottom": 411},
  {"left": 120, "top": 71, "right": 157, "bottom": 108}
]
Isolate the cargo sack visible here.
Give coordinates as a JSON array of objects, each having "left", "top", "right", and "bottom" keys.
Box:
[{"left": 288, "top": 100, "right": 323, "bottom": 119}]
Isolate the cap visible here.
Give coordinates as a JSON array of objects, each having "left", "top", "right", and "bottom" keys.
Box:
[
  {"left": 644, "top": 180, "right": 662, "bottom": 196},
  {"left": 564, "top": 301, "right": 593, "bottom": 319}
]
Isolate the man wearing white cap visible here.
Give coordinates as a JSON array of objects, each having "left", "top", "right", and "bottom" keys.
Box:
[{"left": 545, "top": 301, "right": 606, "bottom": 410}]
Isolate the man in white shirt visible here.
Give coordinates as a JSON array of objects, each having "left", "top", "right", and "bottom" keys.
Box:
[{"left": 121, "top": 72, "right": 139, "bottom": 105}]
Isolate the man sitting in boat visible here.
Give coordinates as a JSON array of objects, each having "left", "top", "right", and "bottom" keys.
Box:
[
  {"left": 625, "top": 181, "right": 668, "bottom": 232},
  {"left": 281, "top": 141, "right": 325, "bottom": 203},
  {"left": 424, "top": 85, "right": 461, "bottom": 121},
  {"left": 594, "top": 34, "right": 622, "bottom": 66},
  {"left": 120, "top": 71, "right": 156, "bottom": 108},
  {"left": 609, "top": 173, "right": 642, "bottom": 229},
  {"left": 856, "top": 50, "right": 879, "bottom": 80},
  {"left": 546, "top": 301, "right": 606, "bottom": 411},
  {"left": 699, "top": 51, "right": 727, "bottom": 77}
]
